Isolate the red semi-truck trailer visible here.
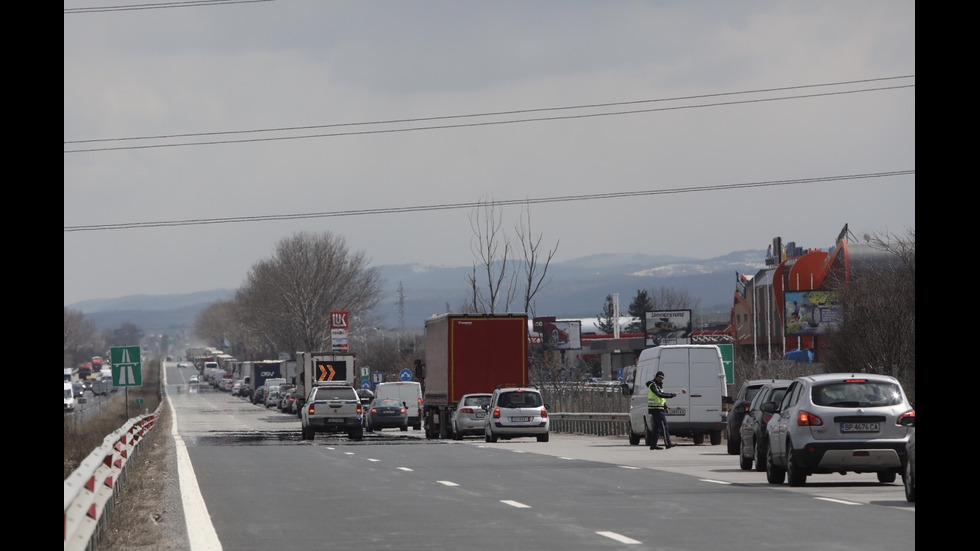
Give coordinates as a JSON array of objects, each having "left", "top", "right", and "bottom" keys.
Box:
[{"left": 421, "top": 313, "right": 529, "bottom": 439}]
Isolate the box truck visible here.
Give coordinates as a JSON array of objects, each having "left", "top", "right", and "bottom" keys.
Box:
[{"left": 421, "top": 313, "right": 529, "bottom": 439}]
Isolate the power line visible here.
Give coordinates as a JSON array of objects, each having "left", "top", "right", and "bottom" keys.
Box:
[
  {"left": 63, "top": 78, "right": 914, "bottom": 153},
  {"left": 64, "top": 0, "right": 273, "bottom": 14},
  {"left": 63, "top": 170, "right": 914, "bottom": 232}
]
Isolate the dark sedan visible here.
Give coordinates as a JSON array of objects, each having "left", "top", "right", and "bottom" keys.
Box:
[{"left": 363, "top": 397, "right": 408, "bottom": 432}]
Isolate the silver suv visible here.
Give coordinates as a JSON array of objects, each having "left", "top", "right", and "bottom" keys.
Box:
[
  {"left": 763, "top": 373, "right": 914, "bottom": 486},
  {"left": 484, "top": 385, "right": 550, "bottom": 443},
  {"left": 301, "top": 382, "right": 364, "bottom": 441}
]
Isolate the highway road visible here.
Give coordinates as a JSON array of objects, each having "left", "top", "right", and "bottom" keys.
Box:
[{"left": 165, "top": 362, "right": 914, "bottom": 551}]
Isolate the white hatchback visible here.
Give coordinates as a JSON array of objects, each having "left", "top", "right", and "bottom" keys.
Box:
[{"left": 484, "top": 386, "right": 549, "bottom": 443}]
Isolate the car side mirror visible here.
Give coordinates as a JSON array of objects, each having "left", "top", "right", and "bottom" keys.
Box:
[
  {"left": 544, "top": 404, "right": 550, "bottom": 411},
  {"left": 722, "top": 396, "right": 735, "bottom": 405},
  {"left": 760, "top": 402, "right": 775, "bottom": 414},
  {"left": 621, "top": 383, "right": 633, "bottom": 396}
]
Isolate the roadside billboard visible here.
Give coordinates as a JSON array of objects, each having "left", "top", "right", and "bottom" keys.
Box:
[
  {"left": 784, "top": 290, "right": 841, "bottom": 336},
  {"left": 645, "top": 310, "right": 693, "bottom": 346}
]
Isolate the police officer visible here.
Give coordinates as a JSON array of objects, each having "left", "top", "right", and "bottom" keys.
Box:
[{"left": 646, "top": 371, "right": 676, "bottom": 450}]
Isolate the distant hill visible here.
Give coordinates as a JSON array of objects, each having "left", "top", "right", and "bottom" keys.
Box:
[{"left": 69, "top": 251, "right": 765, "bottom": 335}]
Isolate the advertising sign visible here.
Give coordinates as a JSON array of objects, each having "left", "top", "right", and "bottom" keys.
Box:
[
  {"left": 330, "top": 310, "right": 349, "bottom": 353},
  {"left": 784, "top": 290, "right": 841, "bottom": 336},
  {"left": 645, "top": 310, "right": 693, "bottom": 347},
  {"left": 532, "top": 317, "right": 582, "bottom": 350}
]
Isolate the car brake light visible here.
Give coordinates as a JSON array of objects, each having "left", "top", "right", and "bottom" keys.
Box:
[
  {"left": 897, "top": 409, "right": 915, "bottom": 425},
  {"left": 460, "top": 407, "right": 474, "bottom": 414},
  {"left": 492, "top": 407, "right": 501, "bottom": 419},
  {"left": 540, "top": 408, "right": 548, "bottom": 418},
  {"left": 307, "top": 403, "right": 315, "bottom": 415},
  {"left": 370, "top": 408, "right": 378, "bottom": 414},
  {"left": 400, "top": 408, "right": 407, "bottom": 414},
  {"left": 357, "top": 403, "right": 363, "bottom": 414},
  {"left": 796, "top": 410, "right": 823, "bottom": 427}
]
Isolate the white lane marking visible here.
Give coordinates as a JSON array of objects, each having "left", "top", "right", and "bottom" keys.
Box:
[
  {"left": 367, "top": 458, "right": 380, "bottom": 462},
  {"left": 619, "top": 465, "right": 641, "bottom": 469},
  {"left": 437, "top": 480, "right": 459, "bottom": 487},
  {"left": 397, "top": 467, "right": 413, "bottom": 472},
  {"left": 700, "top": 479, "right": 732, "bottom": 485},
  {"left": 501, "top": 500, "right": 531, "bottom": 508},
  {"left": 596, "top": 531, "right": 641, "bottom": 544},
  {"left": 344, "top": 451, "right": 355, "bottom": 455},
  {"left": 816, "top": 497, "right": 861, "bottom": 505},
  {"left": 559, "top": 457, "right": 575, "bottom": 460}
]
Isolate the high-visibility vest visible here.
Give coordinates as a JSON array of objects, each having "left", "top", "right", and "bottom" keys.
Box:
[{"left": 648, "top": 384, "right": 666, "bottom": 409}]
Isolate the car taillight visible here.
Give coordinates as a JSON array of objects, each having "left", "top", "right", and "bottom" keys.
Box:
[
  {"left": 357, "top": 403, "right": 363, "bottom": 414},
  {"left": 741, "top": 405, "right": 750, "bottom": 413},
  {"left": 896, "top": 409, "right": 915, "bottom": 425},
  {"left": 492, "top": 407, "right": 501, "bottom": 419},
  {"left": 540, "top": 408, "right": 548, "bottom": 418},
  {"left": 400, "top": 408, "right": 407, "bottom": 414},
  {"left": 307, "top": 403, "right": 315, "bottom": 415},
  {"left": 370, "top": 408, "right": 378, "bottom": 414},
  {"left": 796, "top": 410, "right": 823, "bottom": 427},
  {"left": 460, "top": 407, "right": 474, "bottom": 414}
]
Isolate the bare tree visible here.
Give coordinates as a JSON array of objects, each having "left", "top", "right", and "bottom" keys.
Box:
[
  {"left": 64, "top": 307, "right": 99, "bottom": 367},
  {"left": 467, "top": 197, "right": 515, "bottom": 313},
  {"left": 822, "top": 229, "right": 915, "bottom": 402},
  {"left": 515, "top": 203, "right": 558, "bottom": 317},
  {"left": 235, "top": 231, "right": 385, "bottom": 355},
  {"left": 466, "top": 199, "right": 558, "bottom": 316}
]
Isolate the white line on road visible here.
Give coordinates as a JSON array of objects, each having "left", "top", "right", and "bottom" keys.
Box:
[
  {"left": 816, "top": 497, "right": 861, "bottom": 505},
  {"left": 437, "top": 480, "right": 459, "bottom": 486},
  {"left": 596, "top": 531, "right": 641, "bottom": 544},
  {"left": 501, "top": 500, "right": 531, "bottom": 508},
  {"left": 397, "top": 467, "right": 413, "bottom": 472},
  {"left": 700, "top": 479, "right": 732, "bottom": 485}
]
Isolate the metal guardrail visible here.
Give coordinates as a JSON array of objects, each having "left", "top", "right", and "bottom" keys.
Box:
[
  {"left": 63, "top": 406, "right": 160, "bottom": 551},
  {"left": 549, "top": 412, "right": 630, "bottom": 437}
]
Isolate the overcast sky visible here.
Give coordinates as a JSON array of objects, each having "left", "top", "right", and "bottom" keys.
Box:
[{"left": 64, "top": 1, "right": 915, "bottom": 307}]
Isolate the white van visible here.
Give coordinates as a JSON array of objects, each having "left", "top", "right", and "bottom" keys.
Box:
[
  {"left": 624, "top": 345, "right": 728, "bottom": 446},
  {"left": 373, "top": 381, "right": 422, "bottom": 430},
  {"left": 64, "top": 382, "right": 76, "bottom": 412}
]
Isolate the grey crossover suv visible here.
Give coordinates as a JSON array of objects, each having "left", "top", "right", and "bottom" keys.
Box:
[{"left": 763, "top": 373, "right": 914, "bottom": 486}]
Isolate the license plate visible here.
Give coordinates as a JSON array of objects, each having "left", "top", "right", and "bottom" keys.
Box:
[
  {"left": 475, "top": 412, "right": 486, "bottom": 418},
  {"left": 327, "top": 418, "right": 344, "bottom": 423},
  {"left": 841, "top": 422, "right": 879, "bottom": 432},
  {"left": 667, "top": 407, "right": 685, "bottom": 415},
  {"left": 510, "top": 416, "right": 531, "bottom": 422}
]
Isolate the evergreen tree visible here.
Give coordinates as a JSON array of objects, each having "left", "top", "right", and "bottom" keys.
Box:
[
  {"left": 596, "top": 295, "right": 616, "bottom": 334},
  {"left": 627, "top": 289, "right": 654, "bottom": 333}
]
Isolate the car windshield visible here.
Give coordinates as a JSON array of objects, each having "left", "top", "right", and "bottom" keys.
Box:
[
  {"left": 498, "top": 391, "right": 542, "bottom": 408},
  {"left": 464, "top": 396, "right": 492, "bottom": 407},
  {"left": 811, "top": 381, "right": 903, "bottom": 407},
  {"left": 376, "top": 399, "right": 401, "bottom": 408}
]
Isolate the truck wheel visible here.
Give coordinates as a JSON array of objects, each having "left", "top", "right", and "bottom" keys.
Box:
[
  {"left": 400, "top": 425, "right": 408, "bottom": 432},
  {"left": 643, "top": 426, "right": 654, "bottom": 447},
  {"left": 452, "top": 425, "right": 462, "bottom": 440},
  {"left": 692, "top": 432, "right": 705, "bottom": 445},
  {"left": 537, "top": 433, "right": 549, "bottom": 443},
  {"left": 301, "top": 426, "right": 313, "bottom": 441},
  {"left": 349, "top": 426, "right": 363, "bottom": 441},
  {"left": 710, "top": 430, "right": 722, "bottom": 446},
  {"left": 877, "top": 471, "right": 896, "bottom": 484}
]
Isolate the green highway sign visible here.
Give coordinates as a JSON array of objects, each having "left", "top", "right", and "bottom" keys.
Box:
[
  {"left": 718, "top": 344, "right": 734, "bottom": 386},
  {"left": 110, "top": 346, "right": 143, "bottom": 387}
]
